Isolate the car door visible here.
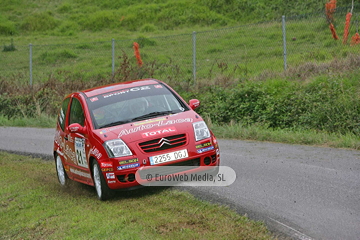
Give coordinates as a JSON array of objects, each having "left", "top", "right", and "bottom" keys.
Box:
[
  {"left": 64, "top": 95, "right": 92, "bottom": 183},
  {"left": 55, "top": 97, "right": 70, "bottom": 162}
]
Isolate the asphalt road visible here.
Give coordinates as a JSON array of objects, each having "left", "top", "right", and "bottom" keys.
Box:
[{"left": 1, "top": 126, "right": 359, "bottom": 240}]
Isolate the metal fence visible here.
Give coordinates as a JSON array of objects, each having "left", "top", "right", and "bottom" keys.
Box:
[{"left": 1, "top": 8, "right": 360, "bottom": 86}]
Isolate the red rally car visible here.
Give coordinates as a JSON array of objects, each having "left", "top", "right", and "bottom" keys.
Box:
[{"left": 53, "top": 79, "right": 220, "bottom": 200}]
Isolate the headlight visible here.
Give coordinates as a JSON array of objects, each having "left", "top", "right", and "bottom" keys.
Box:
[
  {"left": 104, "top": 139, "right": 132, "bottom": 158},
  {"left": 193, "top": 121, "right": 210, "bottom": 141}
]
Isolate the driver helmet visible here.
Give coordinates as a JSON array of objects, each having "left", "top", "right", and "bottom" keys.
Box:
[{"left": 93, "top": 108, "right": 106, "bottom": 126}]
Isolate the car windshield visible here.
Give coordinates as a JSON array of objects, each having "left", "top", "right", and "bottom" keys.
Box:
[{"left": 86, "top": 83, "right": 189, "bottom": 129}]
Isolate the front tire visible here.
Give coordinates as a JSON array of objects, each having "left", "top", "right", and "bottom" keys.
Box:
[
  {"left": 92, "top": 161, "right": 113, "bottom": 201},
  {"left": 55, "top": 154, "right": 69, "bottom": 186}
]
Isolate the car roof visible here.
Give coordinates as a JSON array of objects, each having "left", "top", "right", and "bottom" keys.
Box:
[{"left": 81, "top": 78, "right": 161, "bottom": 98}]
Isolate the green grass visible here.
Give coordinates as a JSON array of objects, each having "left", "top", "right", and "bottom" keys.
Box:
[
  {"left": 1, "top": 3, "right": 360, "bottom": 82},
  {"left": 0, "top": 151, "right": 274, "bottom": 240},
  {"left": 0, "top": 114, "right": 57, "bottom": 128},
  {"left": 3, "top": 16, "right": 360, "bottom": 81}
]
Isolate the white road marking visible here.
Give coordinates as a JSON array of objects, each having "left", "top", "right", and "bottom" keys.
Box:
[{"left": 268, "top": 217, "right": 314, "bottom": 240}]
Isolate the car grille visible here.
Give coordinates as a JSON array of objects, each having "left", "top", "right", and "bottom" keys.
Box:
[{"left": 139, "top": 134, "right": 187, "bottom": 153}]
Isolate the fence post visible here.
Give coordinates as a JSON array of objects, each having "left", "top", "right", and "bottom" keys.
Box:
[
  {"left": 29, "top": 43, "right": 33, "bottom": 86},
  {"left": 112, "top": 38, "right": 115, "bottom": 76},
  {"left": 192, "top": 31, "right": 196, "bottom": 84},
  {"left": 282, "top": 15, "right": 287, "bottom": 71}
]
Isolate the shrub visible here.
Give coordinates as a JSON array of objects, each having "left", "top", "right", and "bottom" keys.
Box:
[
  {"left": 54, "top": 21, "right": 80, "bottom": 36},
  {"left": 140, "top": 24, "right": 158, "bottom": 33},
  {"left": 57, "top": 3, "right": 72, "bottom": 13},
  {"left": 79, "top": 10, "right": 119, "bottom": 31},
  {"left": 21, "top": 12, "right": 59, "bottom": 32},
  {"left": 134, "top": 36, "right": 157, "bottom": 47},
  {"left": 0, "top": 20, "right": 17, "bottom": 36},
  {"left": 194, "top": 77, "right": 360, "bottom": 135}
]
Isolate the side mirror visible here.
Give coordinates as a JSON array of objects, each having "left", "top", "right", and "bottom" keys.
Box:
[
  {"left": 68, "top": 123, "right": 87, "bottom": 135},
  {"left": 189, "top": 99, "right": 200, "bottom": 110}
]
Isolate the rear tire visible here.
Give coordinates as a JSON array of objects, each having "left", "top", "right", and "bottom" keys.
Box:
[
  {"left": 55, "top": 154, "right": 69, "bottom": 187},
  {"left": 92, "top": 161, "right": 113, "bottom": 201}
]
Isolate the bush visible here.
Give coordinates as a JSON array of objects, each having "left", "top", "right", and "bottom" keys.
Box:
[
  {"left": 0, "top": 20, "right": 17, "bottom": 36},
  {"left": 79, "top": 10, "right": 119, "bottom": 31},
  {"left": 21, "top": 12, "right": 59, "bottom": 32},
  {"left": 134, "top": 36, "right": 157, "bottom": 47},
  {"left": 140, "top": 24, "right": 158, "bottom": 33},
  {"left": 54, "top": 21, "right": 80, "bottom": 36},
  {"left": 1, "top": 51, "right": 359, "bottom": 135},
  {"left": 194, "top": 77, "right": 360, "bottom": 135}
]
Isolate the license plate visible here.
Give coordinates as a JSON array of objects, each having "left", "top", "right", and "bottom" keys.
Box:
[{"left": 149, "top": 149, "right": 188, "bottom": 165}]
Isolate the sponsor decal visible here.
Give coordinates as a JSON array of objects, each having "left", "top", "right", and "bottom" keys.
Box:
[
  {"left": 134, "top": 117, "right": 167, "bottom": 126},
  {"left": 89, "top": 146, "right": 102, "bottom": 160},
  {"left": 117, "top": 163, "right": 140, "bottom": 170},
  {"left": 154, "top": 84, "right": 163, "bottom": 88},
  {"left": 54, "top": 130, "right": 65, "bottom": 150},
  {"left": 67, "top": 135, "right": 74, "bottom": 143},
  {"left": 90, "top": 97, "right": 98, "bottom": 102},
  {"left": 59, "top": 109, "right": 65, "bottom": 124},
  {"left": 100, "top": 162, "right": 113, "bottom": 168},
  {"left": 192, "top": 101, "right": 200, "bottom": 108},
  {"left": 101, "top": 168, "right": 114, "bottom": 172},
  {"left": 197, "top": 146, "right": 215, "bottom": 154},
  {"left": 70, "top": 168, "right": 91, "bottom": 178},
  {"left": 69, "top": 124, "right": 79, "bottom": 132},
  {"left": 107, "top": 180, "right": 116, "bottom": 184},
  {"left": 106, "top": 173, "right": 115, "bottom": 179},
  {"left": 102, "top": 86, "right": 151, "bottom": 99},
  {"left": 196, "top": 142, "right": 212, "bottom": 149},
  {"left": 64, "top": 144, "right": 77, "bottom": 164},
  {"left": 118, "top": 118, "right": 193, "bottom": 137},
  {"left": 119, "top": 158, "right": 138, "bottom": 165},
  {"left": 100, "top": 130, "right": 107, "bottom": 134},
  {"left": 142, "top": 127, "right": 176, "bottom": 138}
]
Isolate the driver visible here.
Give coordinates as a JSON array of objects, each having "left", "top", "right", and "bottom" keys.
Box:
[
  {"left": 93, "top": 108, "right": 106, "bottom": 126},
  {"left": 129, "top": 97, "right": 149, "bottom": 116}
]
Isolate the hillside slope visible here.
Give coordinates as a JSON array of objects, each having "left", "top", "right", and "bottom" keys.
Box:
[{"left": 1, "top": 0, "right": 327, "bottom": 36}]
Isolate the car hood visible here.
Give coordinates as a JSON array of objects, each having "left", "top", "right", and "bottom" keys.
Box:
[{"left": 92, "top": 111, "right": 201, "bottom": 143}]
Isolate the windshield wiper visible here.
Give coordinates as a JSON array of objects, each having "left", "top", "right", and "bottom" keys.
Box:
[
  {"left": 130, "top": 111, "right": 176, "bottom": 122},
  {"left": 100, "top": 120, "right": 130, "bottom": 128}
]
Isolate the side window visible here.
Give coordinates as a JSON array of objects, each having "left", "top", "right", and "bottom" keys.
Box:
[
  {"left": 69, "top": 98, "right": 85, "bottom": 127},
  {"left": 58, "top": 98, "right": 70, "bottom": 131}
]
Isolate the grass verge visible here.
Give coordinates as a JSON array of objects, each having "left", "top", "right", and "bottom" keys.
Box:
[
  {"left": 211, "top": 123, "right": 360, "bottom": 150},
  {"left": 0, "top": 115, "right": 56, "bottom": 128},
  {"left": 0, "top": 151, "right": 274, "bottom": 240}
]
